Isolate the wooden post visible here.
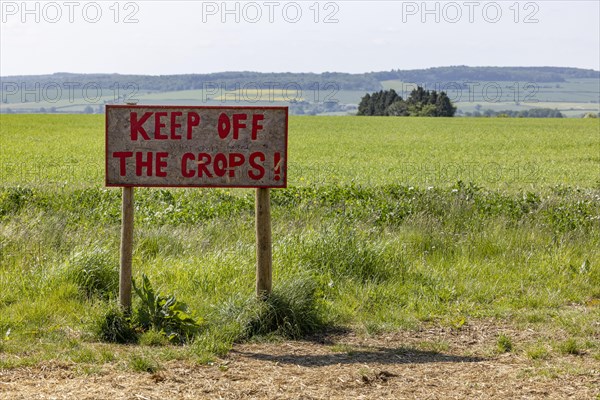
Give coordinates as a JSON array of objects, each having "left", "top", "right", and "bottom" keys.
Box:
[
  {"left": 255, "top": 188, "right": 272, "bottom": 298},
  {"left": 119, "top": 186, "right": 134, "bottom": 310}
]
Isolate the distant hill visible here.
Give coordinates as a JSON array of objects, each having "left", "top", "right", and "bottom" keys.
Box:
[
  {"left": 369, "top": 66, "right": 599, "bottom": 83},
  {"left": 1, "top": 66, "right": 598, "bottom": 117},
  {"left": 0, "top": 71, "right": 381, "bottom": 92},
  {"left": 2, "top": 66, "right": 598, "bottom": 92}
]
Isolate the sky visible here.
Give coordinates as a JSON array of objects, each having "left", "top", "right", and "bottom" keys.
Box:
[{"left": 0, "top": 0, "right": 599, "bottom": 76}]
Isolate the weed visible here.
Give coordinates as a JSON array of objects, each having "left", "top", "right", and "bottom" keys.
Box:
[
  {"left": 191, "top": 322, "right": 242, "bottom": 364},
  {"left": 133, "top": 273, "right": 202, "bottom": 344},
  {"left": 364, "top": 322, "right": 384, "bottom": 336},
  {"left": 129, "top": 353, "right": 160, "bottom": 373},
  {"left": 558, "top": 338, "right": 581, "bottom": 355},
  {"left": 69, "top": 347, "right": 97, "bottom": 363},
  {"left": 417, "top": 340, "right": 450, "bottom": 354},
  {"left": 139, "top": 330, "right": 170, "bottom": 347},
  {"left": 496, "top": 334, "right": 513, "bottom": 353},
  {"left": 330, "top": 343, "right": 355, "bottom": 353},
  {"left": 76, "top": 365, "right": 103, "bottom": 375},
  {"left": 0, "top": 187, "right": 33, "bottom": 218},
  {"left": 99, "top": 349, "right": 115, "bottom": 363},
  {"left": 526, "top": 344, "right": 550, "bottom": 360}
]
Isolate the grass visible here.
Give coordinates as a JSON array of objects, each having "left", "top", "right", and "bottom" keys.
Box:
[
  {"left": 0, "top": 114, "right": 599, "bottom": 370},
  {"left": 129, "top": 353, "right": 160, "bottom": 373},
  {"left": 558, "top": 338, "right": 582, "bottom": 356},
  {"left": 526, "top": 343, "right": 551, "bottom": 360},
  {"left": 496, "top": 334, "right": 513, "bottom": 354}
]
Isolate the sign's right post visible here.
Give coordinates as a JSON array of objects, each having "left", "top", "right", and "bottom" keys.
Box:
[{"left": 255, "top": 187, "right": 272, "bottom": 298}]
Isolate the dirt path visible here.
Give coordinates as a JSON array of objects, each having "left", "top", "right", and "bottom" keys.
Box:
[{"left": 1, "top": 326, "right": 598, "bottom": 399}]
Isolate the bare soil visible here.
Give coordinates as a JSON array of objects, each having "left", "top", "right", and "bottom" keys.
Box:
[{"left": 1, "top": 323, "right": 598, "bottom": 399}]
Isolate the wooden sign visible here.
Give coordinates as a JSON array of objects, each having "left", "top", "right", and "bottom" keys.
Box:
[
  {"left": 106, "top": 105, "right": 288, "bottom": 188},
  {"left": 106, "top": 105, "right": 286, "bottom": 307}
]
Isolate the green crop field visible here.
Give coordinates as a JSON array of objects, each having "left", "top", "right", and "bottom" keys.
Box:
[
  {"left": 2, "top": 115, "right": 598, "bottom": 189},
  {"left": 0, "top": 115, "right": 599, "bottom": 371}
]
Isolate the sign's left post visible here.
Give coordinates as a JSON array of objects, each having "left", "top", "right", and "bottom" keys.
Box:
[
  {"left": 117, "top": 102, "right": 137, "bottom": 311},
  {"left": 119, "top": 186, "right": 134, "bottom": 311}
]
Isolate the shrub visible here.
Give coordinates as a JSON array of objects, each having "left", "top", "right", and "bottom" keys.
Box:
[
  {"left": 95, "top": 305, "right": 138, "bottom": 344},
  {"left": 298, "top": 224, "right": 393, "bottom": 283},
  {"left": 240, "top": 276, "right": 326, "bottom": 339},
  {"left": 0, "top": 187, "right": 33, "bottom": 217},
  {"left": 63, "top": 247, "right": 118, "bottom": 299}
]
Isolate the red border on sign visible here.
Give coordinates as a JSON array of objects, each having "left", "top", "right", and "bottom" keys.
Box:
[{"left": 105, "top": 105, "right": 289, "bottom": 189}]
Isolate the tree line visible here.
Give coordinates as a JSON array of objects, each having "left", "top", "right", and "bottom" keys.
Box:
[
  {"left": 0, "top": 72, "right": 381, "bottom": 93},
  {"left": 464, "top": 108, "right": 564, "bottom": 118},
  {"left": 357, "top": 87, "right": 456, "bottom": 117},
  {"left": 369, "top": 66, "right": 599, "bottom": 83},
  {"left": 3, "top": 67, "right": 596, "bottom": 95}
]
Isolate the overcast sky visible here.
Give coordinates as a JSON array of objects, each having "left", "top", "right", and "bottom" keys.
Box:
[{"left": 1, "top": 0, "right": 598, "bottom": 76}]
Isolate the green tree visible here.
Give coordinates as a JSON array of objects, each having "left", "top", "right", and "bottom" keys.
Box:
[
  {"left": 358, "top": 87, "right": 456, "bottom": 117},
  {"left": 407, "top": 86, "right": 429, "bottom": 105},
  {"left": 435, "top": 92, "right": 457, "bottom": 117},
  {"left": 357, "top": 90, "right": 401, "bottom": 116},
  {"left": 357, "top": 93, "right": 372, "bottom": 116},
  {"left": 385, "top": 100, "right": 409, "bottom": 116},
  {"left": 419, "top": 103, "right": 438, "bottom": 117}
]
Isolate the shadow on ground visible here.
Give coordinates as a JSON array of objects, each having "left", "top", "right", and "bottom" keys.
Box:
[{"left": 232, "top": 345, "right": 485, "bottom": 367}]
